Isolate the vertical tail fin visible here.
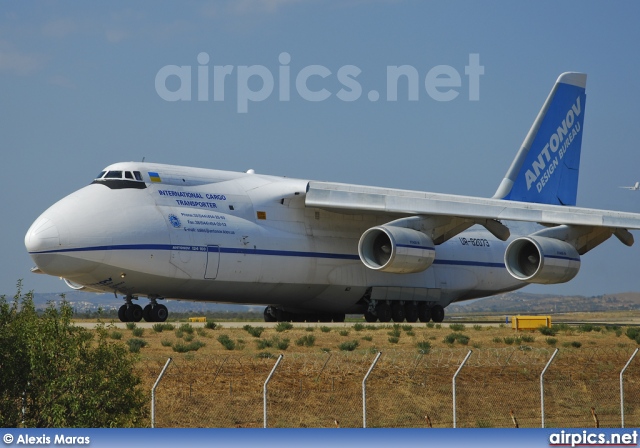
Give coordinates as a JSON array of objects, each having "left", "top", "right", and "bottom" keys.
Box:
[{"left": 493, "top": 72, "right": 587, "bottom": 206}]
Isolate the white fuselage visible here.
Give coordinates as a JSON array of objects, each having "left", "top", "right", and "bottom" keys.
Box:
[{"left": 25, "top": 162, "right": 524, "bottom": 314}]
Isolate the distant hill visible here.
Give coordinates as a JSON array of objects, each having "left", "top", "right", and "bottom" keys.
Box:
[
  {"left": 448, "top": 291, "right": 640, "bottom": 314},
  {"left": 7, "top": 289, "right": 640, "bottom": 316}
]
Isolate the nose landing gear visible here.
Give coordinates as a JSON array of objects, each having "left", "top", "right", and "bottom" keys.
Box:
[{"left": 118, "top": 295, "right": 168, "bottom": 323}]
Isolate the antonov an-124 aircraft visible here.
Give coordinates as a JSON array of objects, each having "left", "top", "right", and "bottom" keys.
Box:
[{"left": 25, "top": 73, "right": 640, "bottom": 323}]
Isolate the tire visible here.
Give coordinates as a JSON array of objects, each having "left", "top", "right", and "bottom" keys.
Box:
[
  {"left": 264, "top": 307, "right": 277, "bottom": 322},
  {"left": 126, "top": 304, "right": 143, "bottom": 322},
  {"left": 364, "top": 311, "right": 377, "bottom": 322},
  {"left": 118, "top": 304, "right": 127, "bottom": 322},
  {"left": 152, "top": 304, "right": 168, "bottom": 323},
  {"left": 417, "top": 303, "right": 431, "bottom": 323},
  {"left": 405, "top": 302, "right": 418, "bottom": 323},
  {"left": 332, "top": 313, "right": 345, "bottom": 323},
  {"left": 143, "top": 304, "right": 154, "bottom": 322},
  {"left": 376, "top": 302, "right": 392, "bottom": 323},
  {"left": 431, "top": 304, "right": 445, "bottom": 323},
  {"left": 391, "top": 302, "right": 405, "bottom": 322}
]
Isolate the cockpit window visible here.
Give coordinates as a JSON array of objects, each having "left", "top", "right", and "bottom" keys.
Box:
[
  {"left": 96, "top": 171, "right": 106, "bottom": 179},
  {"left": 134, "top": 171, "right": 142, "bottom": 181},
  {"left": 104, "top": 171, "right": 123, "bottom": 179},
  {"left": 125, "top": 171, "right": 134, "bottom": 179}
]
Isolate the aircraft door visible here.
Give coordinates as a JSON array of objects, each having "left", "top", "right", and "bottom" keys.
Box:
[{"left": 205, "top": 245, "right": 220, "bottom": 279}]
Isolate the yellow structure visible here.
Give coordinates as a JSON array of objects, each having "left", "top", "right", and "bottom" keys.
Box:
[
  {"left": 511, "top": 315, "right": 551, "bottom": 331},
  {"left": 188, "top": 317, "right": 207, "bottom": 323}
]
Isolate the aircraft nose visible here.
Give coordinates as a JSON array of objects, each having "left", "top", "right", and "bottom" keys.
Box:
[{"left": 25, "top": 215, "right": 61, "bottom": 254}]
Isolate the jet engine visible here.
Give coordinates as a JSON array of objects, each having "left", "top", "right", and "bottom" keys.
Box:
[
  {"left": 504, "top": 236, "right": 580, "bottom": 284},
  {"left": 358, "top": 225, "right": 436, "bottom": 274}
]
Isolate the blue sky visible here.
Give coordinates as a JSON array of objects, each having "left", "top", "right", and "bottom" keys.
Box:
[{"left": 3, "top": 1, "right": 640, "bottom": 297}]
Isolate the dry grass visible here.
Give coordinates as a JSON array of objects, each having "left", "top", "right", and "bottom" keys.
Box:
[{"left": 93, "top": 320, "right": 640, "bottom": 428}]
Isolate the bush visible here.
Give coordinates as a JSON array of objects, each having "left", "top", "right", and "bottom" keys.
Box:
[
  {"left": 131, "top": 327, "right": 144, "bottom": 337},
  {"left": 217, "top": 334, "right": 236, "bottom": 350},
  {"left": 339, "top": 329, "right": 350, "bottom": 336},
  {"left": 353, "top": 323, "right": 365, "bottom": 331},
  {"left": 401, "top": 325, "right": 413, "bottom": 332},
  {"left": 362, "top": 335, "right": 373, "bottom": 341},
  {"left": 295, "top": 335, "right": 316, "bottom": 347},
  {"left": 256, "top": 352, "right": 274, "bottom": 359},
  {"left": 127, "top": 338, "right": 148, "bottom": 353},
  {"left": 320, "top": 326, "right": 331, "bottom": 333},
  {"left": 338, "top": 340, "right": 359, "bottom": 351},
  {"left": 275, "top": 322, "right": 293, "bottom": 332},
  {"left": 152, "top": 323, "right": 174, "bottom": 333},
  {"left": 0, "top": 284, "right": 147, "bottom": 427},
  {"left": 256, "top": 339, "right": 273, "bottom": 350},
  {"left": 275, "top": 338, "right": 290, "bottom": 350},
  {"left": 417, "top": 341, "right": 431, "bottom": 353},
  {"left": 126, "top": 322, "right": 136, "bottom": 330},
  {"left": 388, "top": 336, "right": 399, "bottom": 344},
  {"left": 172, "top": 340, "right": 205, "bottom": 353},
  {"left": 161, "top": 339, "right": 172, "bottom": 347},
  {"left": 179, "top": 323, "right": 194, "bottom": 334},
  {"left": 110, "top": 330, "right": 123, "bottom": 340},
  {"left": 204, "top": 321, "right": 217, "bottom": 330},
  {"left": 243, "top": 325, "right": 264, "bottom": 338},
  {"left": 626, "top": 327, "right": 640, "bottom": 341},
  {"left": 449, "top": 323, "right": 465, "bottom": 332},
  {"left": 546, "top": 337, "right": 558, "bottom": 346},
  {"left": 521, "top": 334, "right": 535, "bottom": 343},
  {"left": 444, "top": 333, "right": 469, "bottom": 345},
  {"left": 538, "top": 326, "right": 556, "bottom": 336},
  {"left": 473, "top": 325, "right": 483, "bottom": 331},
  {"left": 387, "top": 327, "right": 401, "bottom": 338},
  {"left": 305, "top": 327, "right": 315, "bottom": 332}
]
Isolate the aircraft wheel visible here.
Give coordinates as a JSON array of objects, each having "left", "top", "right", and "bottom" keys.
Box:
[
  {"left": 431, "top": 305, "right": 445, "bottom": 323},
  {"left": 376, "top": 303, "right": 392, "bottom": 323},
  {"left": 319, "top": 314, "right": 332, "bottom": 323},
  {"left": 405, "top": 302, "right": 418, "bottom": 323},
  {"left": 417, "top": 303, "right": 431, "bottom": 323},
  {"left": 143, "top": 304, "right": 154, "bottom": 322},
  {"left": 276, "top": 308, "right": 291, "bottom": 322},
  {"left": 152, "top": 304, "right": 168, "bottom": 323},
  {"left": 264, "top": 307, "right": 277, "bottom": 322},
  {"left": 118, "top": 304, "right": 127, "bottom": 322},
  {"left": 126, "top": 304, "right": 143, "bottom": 322},
  {"left": 364, "top": 311, "right": 377, "bottom": 323},
  {"left": 391, "top": 302, "right": 405, "bottom": 322}
]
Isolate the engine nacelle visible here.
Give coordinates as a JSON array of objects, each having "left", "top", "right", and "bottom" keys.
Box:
[
  {"left": 504, "top": 236, "right": 580, "bottom": 284},
  {"left": 358, "top": 226, "right": 435, "bottom": 274}
]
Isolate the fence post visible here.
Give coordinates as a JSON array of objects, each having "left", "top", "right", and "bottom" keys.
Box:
[
  {"left": 263, "top": 354, "right": 284, "bottom": 428},
  {"left": 540, "top": 348, "right": 559, "bottom": 428},
  {"left": 362, "top": 351, "right": 382, "bottom": 428},
  {"left": 151, "top": 357, "right": 172, "bottom": 428},
  {"left": 620, "top": 348, "right": 639, "bottom": 428},
  {"left": 452, "top": 350, "right": 472, "bottom": 428}
]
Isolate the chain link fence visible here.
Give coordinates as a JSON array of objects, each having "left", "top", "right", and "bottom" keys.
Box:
[{"left": 140, "top": 347, "right": 640, "bottom": 428}]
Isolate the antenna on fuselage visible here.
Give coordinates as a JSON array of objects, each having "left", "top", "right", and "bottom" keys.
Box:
[{"left": 142, "top": 157, "right": 146, "bottom": 162}]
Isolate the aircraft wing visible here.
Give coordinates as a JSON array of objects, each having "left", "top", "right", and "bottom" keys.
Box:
[{"left": 305, "top": 181, "right": 640, "bottom": 230}]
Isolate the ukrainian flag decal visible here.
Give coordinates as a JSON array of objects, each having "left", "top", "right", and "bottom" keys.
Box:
[{"left": 148, "top": 172, "right": 162, "bottom": 183}]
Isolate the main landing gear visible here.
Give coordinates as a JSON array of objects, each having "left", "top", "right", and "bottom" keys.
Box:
[
  {"left": 118, "top": 295, "right": 168, "bottom": 323},
  {"left": 364, "top": 301, "right": 445, "bottom": 323}
]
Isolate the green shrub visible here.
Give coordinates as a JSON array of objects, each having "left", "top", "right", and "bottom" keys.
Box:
[
  {"left": 131, "top": 327, "right": 144, "bottom": 337},
  {"left": 305, "top": 327, "right": 315, "bottom": 332},
  {"left": 196, "top": 328, "right": 207, "bottom": 337},
  {"left": 184, "top": 333, "right": 194, "bottom": 342},
  {"left": 538, "top": 326, "right": 556, "bottom": 336},
  {"left": 126, "top": 322, "right": 136, "bottom": 330},
  {"left": 353, "top": 323, "right": 365, "bottom": 331},
  {"left": 339, "top": 340, "right": 359, "bottom": 351},
  {"left": 275, "top": 338, "right": 290, "bottom": 350},
  {"left": 204, "top": 321, "right": 217, "bottom": 330},
  {"left": 426, "top": 323, "right": 434, "bottom": 328},
  {"left": 362, "top": 335, "right": 373, "bottom": 341},
  {"left": 388, "top": 336, "right": 399, "bottom": 344},
  {"left": 387, "top": 327, "right": 401, "bottom": 338},
  {"left": 256, "top": 352, "right": 274, "bottom": 359},
  {"left": 243, "top": 325, "right": 264, "bottom": 338},
  {"left": 473, "top": 325, "right": 483, "bottom": 331},
  {"left": 256, "top": 339, "right": 273, "bottom": 350},
  {"left": 295, "top": 335, "right": 316, "bottom": 347},
  {"left": 126, "top": 338, "right": 147, "bottom": 353},
  {"left": 417, "top": 341, "right": 431, "bottom": 353},
  {"left": 545, "top": 337, "right": 557, "bottom": 346},
  {"left": 444, "top": 333, "right": 469, "bottom": 345},
  {"left": 275, "top": 322, "right": 293, "bottom": 332},
  {"left": 320, "top": 326, "right": 331, "bottom": 333},
  {"left": 152, "top": 323, "right": 175, "bottom": 332},
  {"left": 492, "top": 337, "right": 502, "bottom": 343},
  {"left": 449, "top": 323, "right": 465, "bottom": 332},
  {"left": 401, "top": 325, "right": 413, "bottom": 332},
  {"left": 161, "top": 339, "right": 172, "bottom": 347},
  {"left": 339, "top": 329, "right": 350, "bottom": 337},
  {"left": 110, "top": 331, "right": 123, "bottom": 340},
  {"left": 217, "top": 334, "right": 236, "bottom": 350},
  {"left": 172, "top": 340, "right": 205, "bottom": 353},
  {"left": 521, "top": 334, "right": 535, "bottom": 343},
  {"left": 626, "top": 327, "right": 640, "bottom": 341},
  {"left": 179, "top": 323, "right": 194, "bottom": 334},
  {"left": 406, "top": 330, "right": 415, "bottom": 336}
]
